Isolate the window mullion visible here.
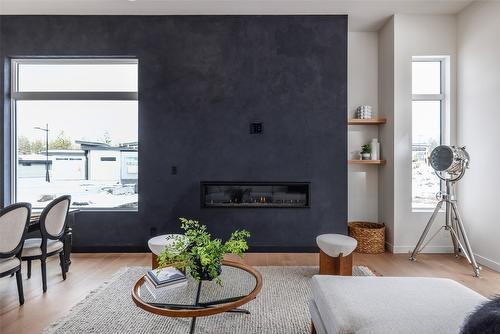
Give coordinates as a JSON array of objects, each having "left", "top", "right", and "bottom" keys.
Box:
[
  {"left": 12, "top": 91, "right": 138, "bottom": 101},
  {"left": 412, "top": 94, "right": 444, "bottom": 101}
]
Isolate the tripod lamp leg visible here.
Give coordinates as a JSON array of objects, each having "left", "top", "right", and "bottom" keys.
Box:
[
  {"left": 447, "top": 201, "right": 460, "bottom": 257},
  {"left": 450, "top": 202, "right": 481, "bottom": 277},
  {"left": 410, "top": 200, "right": 444, "bottom": 261},
  {"left": 449, "top": 226, "right": 472, "bottom": 264}
]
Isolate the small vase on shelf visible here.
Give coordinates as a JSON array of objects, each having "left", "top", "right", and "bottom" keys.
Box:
[
  {"left": 371, "top": 138, "right": 380, "bottom": 160},
  {"left": 361, "top": 153, "right": 371, "bottom": 160}
]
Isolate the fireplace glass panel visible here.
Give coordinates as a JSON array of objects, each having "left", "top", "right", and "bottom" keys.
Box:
[{"left": 201, "top": 182, "right": 309, "bottom": 208}]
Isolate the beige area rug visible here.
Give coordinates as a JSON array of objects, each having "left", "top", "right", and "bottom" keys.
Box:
[{"left": 44, "top": 266, "right": 374, "bottom": 334}]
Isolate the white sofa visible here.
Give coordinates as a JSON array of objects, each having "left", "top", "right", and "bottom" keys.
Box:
[{"left": 310, "top": 276, "right": 487, "bottom": 334}]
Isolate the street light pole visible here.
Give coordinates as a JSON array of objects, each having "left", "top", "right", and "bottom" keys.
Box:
[
  {"left": 34, "top": 124, "right": 50, "bottom": 182},
  {"left": 44, "top": 123, "right": 50, "bottom": 182}
]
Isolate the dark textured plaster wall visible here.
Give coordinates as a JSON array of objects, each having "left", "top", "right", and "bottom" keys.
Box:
[{"left": 0, "top": 15, "right": 347, "bottom": 252}]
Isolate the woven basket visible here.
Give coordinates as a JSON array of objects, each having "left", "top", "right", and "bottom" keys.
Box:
[{"left": 348, "top": 222, "right": 385, "bottom": 254}]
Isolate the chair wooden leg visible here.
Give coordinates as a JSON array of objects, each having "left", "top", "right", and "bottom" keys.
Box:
[
  {"left": 27, "top": 260, "right": 32, "bottom": 279},
  {"left": 59, "top": 252, "right": 67, "bottom": 280},
  {"left": 16, "top": 270, "right": 24, "bottom": 305},
  {"left": 41, "top": 259, "right": 47, "bottom": 293}
]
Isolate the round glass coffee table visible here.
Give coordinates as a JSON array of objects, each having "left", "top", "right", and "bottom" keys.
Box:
[{"left": 132, "top": 260, "right": 263, "bottom": 334}]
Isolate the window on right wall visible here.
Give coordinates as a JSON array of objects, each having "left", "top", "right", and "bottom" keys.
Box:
[{"left": 411, "top": 58, "right": 449, "bottom": 210}]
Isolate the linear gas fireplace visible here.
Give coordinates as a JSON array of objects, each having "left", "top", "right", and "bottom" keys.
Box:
[{"left": 201, "top": 182, "right": 310, "bottom": 208}]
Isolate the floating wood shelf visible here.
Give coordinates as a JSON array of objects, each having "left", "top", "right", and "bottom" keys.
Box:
[
  {"left": 348, "top": 118, "right": 386, "bottom": 125},
  {"left": 348, "top": 160, "right": 386, "bottom": 165}
]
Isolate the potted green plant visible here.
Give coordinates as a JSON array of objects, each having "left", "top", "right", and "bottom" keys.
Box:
[
  {"left": 360, "top": 144, "right": 371, "bottom": 160},
  {"left": 157, "top": 218, "right": 250, "bottom": 284}
]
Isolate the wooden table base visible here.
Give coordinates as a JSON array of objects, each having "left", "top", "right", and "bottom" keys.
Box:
[
  {"left": 311, "top": 322, "right": 317, "bottom": 334},
  {"left": 319, "top": 250, "right": 353, "bottom": 276}
]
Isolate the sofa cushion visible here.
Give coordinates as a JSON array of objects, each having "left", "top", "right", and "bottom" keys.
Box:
[
  {"left": 311, "top": 276, "right": 487, "bottom": 334},
  {"left": 310, "top": 300, "right": 328, "bottom": 334}
]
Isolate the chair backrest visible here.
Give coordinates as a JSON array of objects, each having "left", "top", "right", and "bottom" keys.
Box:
[
  {"left": 40, "top": 195, "right": 71, "bottom": 239},
  {"left": 0, "top": 202, "right": 31, "bottom": 258}
]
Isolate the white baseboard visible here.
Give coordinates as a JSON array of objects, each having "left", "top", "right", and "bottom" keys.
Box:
[
  {"left": 385, "top": 241, "right": 394, "bottom": 253},
  {"left": 385, "top": 242, "right": 500, "bottom": 272},
  {"left": 474, "top": 253, "right": 500, "bottom": 272},
  {"left": 393, "top": 245, "right": 455, "bottom": 254},
  {"left": 386, "top": 242, "right": 454, "bottom": 254}
]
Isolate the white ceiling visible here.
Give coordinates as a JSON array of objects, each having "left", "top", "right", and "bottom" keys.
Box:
[{"left": 0, "top": 0, "right": 474, "bottom": 31}]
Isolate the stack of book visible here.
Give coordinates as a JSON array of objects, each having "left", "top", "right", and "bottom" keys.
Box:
[{"left": 144, "top": 267, "right": 187, "bottom": 298}]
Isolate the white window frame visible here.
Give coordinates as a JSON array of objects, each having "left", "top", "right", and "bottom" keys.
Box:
[
  {"left": 411, "top": 56, "right": 450, "bottom": 211},
  {"left": 10, "top": 58, "right": 139, "bottom": 211}
]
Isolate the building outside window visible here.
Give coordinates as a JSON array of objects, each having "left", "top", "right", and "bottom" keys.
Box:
[
  {"left": 11, "top": 58, "right": 138, "bottom": 210},
  {"left": 411, "top": 58, "right": 448, "bottom": 210}
]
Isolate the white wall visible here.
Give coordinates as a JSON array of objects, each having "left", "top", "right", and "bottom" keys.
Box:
[
  {"left": 376, "top": 15, "right": 458, "bottom": 252},
  {"left": 391, "top": 14, "right": 457, "bottom": 252},
  {"left": 377, "top": 18, "right": 395, "bottom": 247},
  {"left": 348, "top": 32, "right": 379, "bottom": 222},
  {"left": 51, "top": 155, "right": 86, "bottom": 180},
  {"left": 457, "top": 1, "right": 500, "bottom": 271},
  {"left": 348, "top": 6, "right": 500, "bottom": 271},
  {"left": 89, "top": 151, "right": 121, "bottom": 181}
]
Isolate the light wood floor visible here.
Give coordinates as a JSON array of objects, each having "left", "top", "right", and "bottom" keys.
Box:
[{"left": 1, "top": 252, "right": 499, "bottom": 334}]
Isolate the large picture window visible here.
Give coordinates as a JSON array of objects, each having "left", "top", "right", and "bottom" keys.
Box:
[
  {"left": 411, "top": 58, "right": 447, "bottom": 210},
  {"left": 11, "top": 59, "right": 138, "bottom": 210}
]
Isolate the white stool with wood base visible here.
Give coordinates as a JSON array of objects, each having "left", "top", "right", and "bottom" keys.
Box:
[
  {"left": 148, "top": 234, "right": 188, "bottom": 269},
  {"left": 316, "top": 234, "right": 357, "bottom": 276}
]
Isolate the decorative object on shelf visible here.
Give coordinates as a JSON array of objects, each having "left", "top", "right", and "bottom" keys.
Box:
[
  {"left": 360, "top": 144, "right": 371, "bottom": 160},
  {"left": 157, "top": 218, "right": 250, "bottom": 284},
  {"left": 348, "top": 222, "right": 385, "bottom": 254},
  {"left": 370, "top": 138, "right": 380, "bottom": 160},
  {"left": 355, "top": 105, "right": 373, "bottom": 119}
]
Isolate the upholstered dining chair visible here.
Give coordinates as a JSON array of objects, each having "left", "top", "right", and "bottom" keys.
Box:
[
  {"left": 22, "top": 195, "right": 71, "bottom": 293},
  {"left": 0, "top": 202, "right": 32, "bottom": 305}
]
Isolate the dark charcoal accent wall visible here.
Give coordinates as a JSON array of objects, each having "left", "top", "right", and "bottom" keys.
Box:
[{"left": 0, "top": 15, "right": 347, "bottom": 252}]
